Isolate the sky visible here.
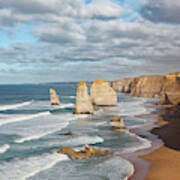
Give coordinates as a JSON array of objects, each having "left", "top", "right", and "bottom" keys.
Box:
[{"left": 0, "top": 0, "right": 180, "bottom": 84}]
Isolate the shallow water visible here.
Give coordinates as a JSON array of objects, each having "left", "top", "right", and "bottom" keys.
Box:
[{"left": 0, "top": 83, "right": 158, "bottom": 180}]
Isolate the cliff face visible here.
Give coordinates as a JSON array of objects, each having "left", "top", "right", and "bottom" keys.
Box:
[
  {"left": 112, "top": 78, "right": 134, "bottom": 93},
  {"left": 112, "top": 72, "right": 180, "bottom": 105},
  {"left": 160, "top": 73, "right": 180, "bottom": 105},
  {"left": 90, "top": 79, "right": 117, "bottom": 106},
  {"left": 74, "top": 81, "right": 94, "bottom": 114},
  {"left": 129, "top": 76, "right": 165, "bottom": 98}
]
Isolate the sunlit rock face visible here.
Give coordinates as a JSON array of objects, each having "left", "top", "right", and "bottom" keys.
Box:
[
  {"left": 49, "top": 88, "right": 60, "bottom": 105},
  {"left": 160, "top": 72, "right": 180, "bottom": 105},
  {"left": 90, "top": 79, "right": 117, "bottom": 106},
  {"left": 74, "top": 81, "right": 94, "bottom": 114},
  {"left": 112, "top": 78, "right": 133, "bottom": 93},
  {"left": 129, "top": 76, "right": 165, "bottom": 98}
]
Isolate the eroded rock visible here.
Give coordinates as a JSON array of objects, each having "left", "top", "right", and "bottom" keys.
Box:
[
  {"left": 49, "top": 88, "right": 60, "bottom": 106},
  {"left": 57, "top": 146, "right": 110, "bottom": 160},
  {"left": 74, "top": 81, "right": 94, "bottom": 114},
  {"left": 90, "top": 79, "right": 117, "bottom": 106},
  {"left": 110, "top": 116, "right": 127, "bottom": 129}
]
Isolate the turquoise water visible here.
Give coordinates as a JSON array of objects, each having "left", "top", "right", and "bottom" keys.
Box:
[{"left": 0, "top": 83, "right": 157, "bottom": 180}]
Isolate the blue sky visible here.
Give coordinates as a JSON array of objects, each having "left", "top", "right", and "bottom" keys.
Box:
[{"left": 0, "top": 0, "right": 180, "bottom": 84}]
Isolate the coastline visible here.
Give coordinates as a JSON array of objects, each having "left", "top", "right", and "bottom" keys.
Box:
[
  {"left": 140, "top": 105, "right": 180, "bottom": 179},
  {"left": 119, "top": 112, "right": 164, "bottom": 180},
  {"left": 120, "top": 104, "right": 180, "bottom": 180}
]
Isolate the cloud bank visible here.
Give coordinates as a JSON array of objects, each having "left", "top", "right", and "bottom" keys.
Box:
[{"left": 0, "top": 0, "right": 180, "bottom": 83}]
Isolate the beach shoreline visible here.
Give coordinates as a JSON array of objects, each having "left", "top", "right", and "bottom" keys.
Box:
[{"left": 120, "top": 104, "right": 180, "bottom": 180}]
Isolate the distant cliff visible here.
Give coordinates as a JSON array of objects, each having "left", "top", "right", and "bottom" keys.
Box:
[{"left": 112, "top": 72, "right": 180, "bottom": 105}]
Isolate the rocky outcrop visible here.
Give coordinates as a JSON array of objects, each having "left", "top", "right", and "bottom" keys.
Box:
[
  {"left": 160, "top": 72, "right": 180, "bottom": 105},
  {"left": 59, "top": 131, "right": 72, "bottom": 136},
  {"left": 110, "top": 116, "right": 127, "bottom": 129},
  {"left": 57, "top": 146, "right": 110, "bottom": 160},
  {"left": 129, "top": 76, "right": 165, "bottom": 98},
  {"left": 112, "top": 78, "right": 133, "bottom": 93},
  {"left": 90, "top": 79, "right": 117, "bottom": 106},
  {"left": 49, "top": 88, "right": 60, "bottom": 105},
  {"left": 74, "top": 81, "right": 94, "bottom": 114}
]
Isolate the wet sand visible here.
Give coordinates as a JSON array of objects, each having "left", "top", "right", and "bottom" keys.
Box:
[
  {"left": 139, "top": 105, "right": 180, "bottom": 179},
  {"left": 141, "top": 146, "right": 180, "bottom": 180}
]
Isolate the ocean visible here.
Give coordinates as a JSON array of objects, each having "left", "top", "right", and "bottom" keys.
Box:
[{"left": 0, "top": 83, "right": 158, "bottom": 180}]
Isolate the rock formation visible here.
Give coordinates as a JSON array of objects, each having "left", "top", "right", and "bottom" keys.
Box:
[
  {"left": 129, "top": 76, "right": 165, "bottom": 98},
  {"left": 110, "top": 116, "right": 127, "bottom": 129},
  {"left": 74, "top": 81, "right": 94, "bottom": 114},
  {"left": 49, "top": 88, "right": 60, "bottom": 105},
  {"left": 90, "top": 79, "right": 117, "bottom": 106},
  {"left": 57, "top": 146, "right": 110, "bottom": 160},
  {"left": 112, "top": 72, "right": 180, "bottom": 105},
  {"left": 112, "top": 78, "right": 133, "bottom": 93},
  {"left": 160, "top": 72, "right": 180, "bottom": 105},
  {"left": 59, "top": 131, "right": 72, "bottom": 136}
]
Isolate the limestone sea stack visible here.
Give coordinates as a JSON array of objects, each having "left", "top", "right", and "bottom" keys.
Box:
[
  {"left": 74, "top": 81, "right": 94, "bottom": 114},
  {"left": 110, "top": 116, "right": 127, "bottom": 129},
  {"left": 49, "top": 88, "right": 60, "bottom": 105},
  {"left": 90, "top": 79, "right": 117, "bottom": 106},
  {"left": 160, "top": 72, "right": 180, "bottom": 105}
]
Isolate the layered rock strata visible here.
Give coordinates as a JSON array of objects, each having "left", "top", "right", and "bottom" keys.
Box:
[
  {"left": 74, "top": 81, "right": 94, "bottom": 114},
  {"left": 90, "top": 79, "right": 117, "bottom": 106},
  {"left": 160, "top": 72, "right": 180, "bottom": 105}
]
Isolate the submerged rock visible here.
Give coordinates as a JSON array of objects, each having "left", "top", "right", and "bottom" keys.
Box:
[
  {"left": 59, "top": 131, "right": 72, "bottom": 136},
  {"left": 90, "top": 79, "right": 117, "bottom": 106},
  {"left": 160, "top": 72, "right": 180, "bottom": 105},
  {"left": 57, "top": 146, "right": 110, "bottom": 160},
  {"left": 49, "top": 88, "right": 60, "bottom": 105},
  {"left": 110, "top": 116, "right": 127, "bottom": 129},
  {"left": 74, "top": 81, "right": 94, "bottom": 114}
]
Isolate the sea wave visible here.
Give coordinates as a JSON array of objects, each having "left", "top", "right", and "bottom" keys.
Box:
[
  {"left": 122, "top": 132, "right": 152, "bottom": 153},
  {"left": 0, "top": 144, "right": 10, "bottom": 154},
  {"left": 58, "top": 103, "right": 74, "bottom": 109},
  {"left": 0, "top": 101, "right": 32, "bottom": 111},
  {"left": 112, "top": 99, "right": 153, "bottom": 116},
  {"left": 14, "top": 122, "right": 69, "bottom": 143},
  {"left": 0, "top": 111, "right": 50, "bottom": 126},
  {"left": 0, "top": 152, "right": 69, "bottom": 180},
  {"left": 47, "top": 135, "right": 104, "bottom": 148}
]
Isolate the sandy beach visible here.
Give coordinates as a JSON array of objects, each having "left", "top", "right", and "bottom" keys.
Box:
[{"left": 128, "top": 105, "right": 180, "bottom": 179}]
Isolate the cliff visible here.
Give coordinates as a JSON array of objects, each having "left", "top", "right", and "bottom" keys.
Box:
[
  {"left": 129, "top": 76, "right": 165, "bottom": 98},
  {"left": 160, "top": 72, "right": 180, "bottom": 105},
  {"left": 74, "top": 81, "right": 94, "bottom": 114},
  {"left": 90, "top": 79, "right": 117, "bottom": 106},
  {"left": 112, "top": 72, "right": 180, "bottom": 105},
  {"left": 112, "top": 78, "right": 134, "bottom": 93}
]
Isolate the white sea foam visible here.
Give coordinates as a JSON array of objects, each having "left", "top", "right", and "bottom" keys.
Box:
[
  {"left": 122, "top": 132, "right": 152, "bottom": 153},
  {"left": 14, "top": 122, "right": 69, "bottom": 143},
  {"left": 0, "top": 101, "right": 32, "bottom": 111},
  {"left": 0, "top": 152, "right": 69, "bottom": 180},
  {"left": 64, "top": 136, "right": 104, "bottom": 146},
  {"left": 0, "top": 144, "right": 10, "bottom": 154},
  {"left": 0, "top": 111, "right": 50, "bottom": 126},
  {"left": 112, "top": 99, "right": 153, "bottom": 116},
  {"left": 61, "top": 96, "right": 75, "bottom": 99},
  {"left": 60, "top": 103, "right": 74, "bottom": 108},
  {"left": 47, "top": 135, "right": 104, "bottom": 147}
]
